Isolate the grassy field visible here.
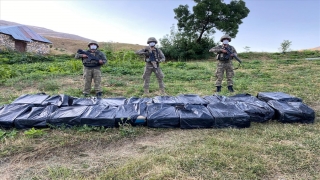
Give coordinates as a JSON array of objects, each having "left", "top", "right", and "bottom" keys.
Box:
[{"left": 0, "top": 49, "right": 320, "bottom": 179}]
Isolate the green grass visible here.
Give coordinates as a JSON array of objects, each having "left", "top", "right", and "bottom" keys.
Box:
[{"left": 0, "top": 50, "right": 319, "bottom": 179}]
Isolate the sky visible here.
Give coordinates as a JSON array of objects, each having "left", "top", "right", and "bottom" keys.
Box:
[{"left": 0, "top": 0, "right": 319, "bottom": 52}]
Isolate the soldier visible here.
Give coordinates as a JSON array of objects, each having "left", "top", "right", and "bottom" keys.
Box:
[
  {"left": 75, "top": 41, "right": 107, "bottom": 98},
  {"left": 209, "top": 35, "right": 238, "bottom": 92},
  {"left": 136, "top": 37, "right": 166, "bottom": 95}
]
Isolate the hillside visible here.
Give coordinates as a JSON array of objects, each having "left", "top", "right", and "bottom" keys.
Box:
[
  {"left": 46, "top": 36, "right": 145, "bottom": 55},
  {"left": 304, "top": 46, "right": 320, "bottom": 51},
  {"left": 0, "top": 19, "right": 93, "bottom": 42},
  {"left": 0, "top": 20, "right": 146, "bottom": 54}
]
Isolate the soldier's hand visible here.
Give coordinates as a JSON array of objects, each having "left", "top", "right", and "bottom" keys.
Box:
[
  {"left": 99, "top": 60, "right": 104, "bottom": 65},
  {"left": 221, "top": 50, "right": 227, "bottom": 53},
  {"left": 82, "top": 54, "right": 88, "bottom": 58}
]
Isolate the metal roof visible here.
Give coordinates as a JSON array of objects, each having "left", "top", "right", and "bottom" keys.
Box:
[{"left": 0, "top": 25, "right": 52, "bottom": 43}]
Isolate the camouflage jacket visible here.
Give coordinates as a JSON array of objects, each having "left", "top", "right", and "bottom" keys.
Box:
[
  {"left": 209, "top": 45, "right": 237, "bottom": 61},
  {"left": 136, "top": 46, "right": 165, "bottom": 63},
  {"left": 75, "top": 49, "right": 107, "bottom": 68}
]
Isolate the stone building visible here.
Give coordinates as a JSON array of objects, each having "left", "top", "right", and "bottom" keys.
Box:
[{"left": 0, "top": 25, "right": 52, "bottom": 54}]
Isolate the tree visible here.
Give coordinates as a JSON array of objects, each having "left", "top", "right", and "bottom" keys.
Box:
[
  {"left": 174, "top": 0, "right": 250, "bottom": 43},
  {"left": 160, "top": 25, "right": 216, "bottom": 60},
  {"left": 280, "top": 40, "right": 292, "bottom": 53}
]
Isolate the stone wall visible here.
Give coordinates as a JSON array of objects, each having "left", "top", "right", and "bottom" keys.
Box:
[
  {"left": 0, "top": 33, "right": 15, "bottom": 50},
  {"left": 0, "top": 33, "right": 51, "bottom": 54},
  {"left": 26, "top": 41, "right": 51, "bottom": 54}
]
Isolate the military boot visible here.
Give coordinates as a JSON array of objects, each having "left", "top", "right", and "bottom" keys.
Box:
[
  {"left": 216, "top": 86, "right": 221, "bottom": 92},
  {"left": 160, "top": 88, "right": 167, "bottom": 95},
  {"left": 96, "top": 92, "right": 102, "bottom": 99},
  {"left": 228, "top": 86, "right": 234, "bottom": 92}
]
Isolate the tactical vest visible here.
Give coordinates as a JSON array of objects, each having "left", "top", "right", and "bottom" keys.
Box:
[
  {"left": 217, "top": 45, "right": 234, "bottom": 61},
  {"left": 82, "top": 50, "right": 101, "bottom": 67},
  {"left": 146, "top": 48, "right": 160, "bottom": 62}
]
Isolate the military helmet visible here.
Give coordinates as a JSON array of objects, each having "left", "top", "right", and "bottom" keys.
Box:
[
  {"left": 147, "top": 37, "right": 158, "bottom": 44},
  {"left": 87, "top": 41, "right": 99, "bottom": 48},
  {"left": 220, "top": 34, "right": 232, "bottom": 42}
]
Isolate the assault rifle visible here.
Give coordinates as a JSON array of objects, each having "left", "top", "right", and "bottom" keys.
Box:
[
  {"left": 145, "top": 49, "right": 158, "bottom": 73},
  {"left": 77, "top": 49, "right": 100, "bottom": 63},
  {"left": 224, "top": 46, "right": 242, "bottom": 64}
]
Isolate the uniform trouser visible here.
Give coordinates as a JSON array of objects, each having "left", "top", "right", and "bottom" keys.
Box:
[
  {"left": 143, "top": 62, "right": 165, "bottom": 89},
  {"left": 83, "top": 67, "right": 102, "bottom": 94},
  {"left": 215, "top": 61, "right": 234, "bottom": 86}
]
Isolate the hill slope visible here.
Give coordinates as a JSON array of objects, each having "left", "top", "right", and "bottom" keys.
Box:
[
  {"left": 0, "top": 20, "right": 145, "bottom": 54},
  {"left": 46, "top": 36, "right": 145, "bottom": 54},
  {"left": 0, "top": 19, "right": 93, "bottom": 42}
]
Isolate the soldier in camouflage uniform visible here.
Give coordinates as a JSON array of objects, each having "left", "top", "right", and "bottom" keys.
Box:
[
  {"left": 75, "top": 41, "right": 107, "bottom": 98},
  {"left": 136, "top": 37, "right": 166, "bottom": 95},
  {"left": 209, "top": 35, "right": 238, "bottom": 92}
]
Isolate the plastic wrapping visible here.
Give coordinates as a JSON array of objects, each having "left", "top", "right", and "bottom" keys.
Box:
[
  {"left": 12, "top": 94, "right": 50, "bottom": 105},
  {"left": 47, "top": 106, "right": 88, "bottom": 127},
  {"left": 207, "top": 102, "right": 250, "bottom": 128},
  {"left": 14, "top": 105, "right": 58, "bottom": 129},
  {"left": 178, "top": 104, "right": 214, "bottom": 129},
  {"left": 152, "top": 96, "right": 181, "bottom": 105},
  {"left": 229, "top": 94, "right": 275, "bottom": 123},
  {"left": 114, "top": 104, "right": 140, "bottom": 126},
  {"left": 72, "top": 98, "right": 97, "bottom": 106},
  {"left": 257, "top": 92, "right": 302, "bottom": 103},
  {"left": 0, "top": 104, "right": 33, "bottom": 128},
  {"left": 176, "top": 94, "right": 208, "bottom": 105},
  {"left": 41, "top": 94, "right": 73, "bottom": 107},
  {"left": 80, "top": 105, "right": 117, "bottom": 127},
  {"left": 127, "top": 97, "right": 153, "bottom": 104},
  {"left": 202, "top": 94, "right": 230, "bottom": 103},
  {"left": 267, "top": 100, "right": 315, "bottom": 123},
  {"left": 96, "top": 97, "right": 127, "bottom": 106},
  {"left": 147, "top": 103, "right": 180, "bottom": 128},
  {"left": 0, "top": 92, "right": 314, "bottom": 129}
]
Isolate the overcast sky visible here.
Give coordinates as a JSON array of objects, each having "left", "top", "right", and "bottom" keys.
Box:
[{"left": 0, "top": 0, "right": 319, "bottom": 52}]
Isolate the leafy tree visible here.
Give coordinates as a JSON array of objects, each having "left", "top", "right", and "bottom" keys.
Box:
[
  {"left": 280, "top": 40, "right": 292, "bottom": 53},
  {"left": 160, "top": 25, "right": 216, "bottom": 60},
  {"left": 174, "top": 0, "right": 250, "bottom": 43}
]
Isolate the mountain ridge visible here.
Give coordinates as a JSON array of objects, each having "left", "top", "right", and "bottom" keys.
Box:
[{"left": 0, "top": 19, "right": 94, "bottom": 42}]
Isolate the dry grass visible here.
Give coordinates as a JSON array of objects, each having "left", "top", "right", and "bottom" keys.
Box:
[
  {"left": 298, "top": 46, "right": 320, "bottom": 52},
  {"left": 2, "top": 124, "right": 320, "bottom": 179},
  {"left": 46, "top": 36, "right": 145, "bottom": 55},
  {"left": 1, "top": 50, "right": 320, "bottom": 179}
]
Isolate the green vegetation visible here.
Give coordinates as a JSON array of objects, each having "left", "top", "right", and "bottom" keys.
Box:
[
  {"left": 160, "top": 0, "right": 250, "bottom": 60},
  {"left": 24, "top": 127, "right": 47, "bottom": 138},
  {"left": 0, "top": 49, "right": 319, "bottom": 179},
  {"left": 280, "top": 39, "right": 292, "bottom": 53}
]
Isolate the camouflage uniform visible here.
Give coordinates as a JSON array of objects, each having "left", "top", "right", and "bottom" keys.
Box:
[
  {"left": 75, "top": 42, "right": 107, "bottom": 96},
  {"left": 209, "top": 35, "right": 237, "bottom": 92},
  {"left": 136, "top": 37, "right": 166, "bottom": 95}
]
